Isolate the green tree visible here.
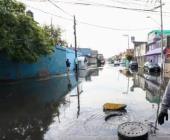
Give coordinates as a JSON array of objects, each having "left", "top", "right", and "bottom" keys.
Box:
[
  {"left": 43, "top": 25, "right": 67, "bottom": 47},
  {"left": 125, "top": 54, "right": 133, "bottom": 62},
  {"left": 0, "top": 0, "right": 55, "bottom": 63}
]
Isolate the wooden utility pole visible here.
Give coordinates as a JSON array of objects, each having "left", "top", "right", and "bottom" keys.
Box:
[
  {"left": 160, "top": 0, "right": 164, "bottom": 72},
  {"left": 74, "top": 15, "right": 78, "bottom": 75},
  {"left": 73, "top": 16, "right": 80, "bottom": 117},
  {"left": 154, "top": 0, "right": 164, "bottom": 134}
]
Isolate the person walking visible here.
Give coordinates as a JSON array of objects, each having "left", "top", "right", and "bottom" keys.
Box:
[
  {"left": 66, "top": 59, "right": 71, "bottom": 74},
  {"left": 158, "top": 80, "right": 170, "bottom": 125}
]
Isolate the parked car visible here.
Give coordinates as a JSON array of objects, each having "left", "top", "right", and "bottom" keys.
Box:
[
  {"left": 114, "top": 60, "right": 120, "bottom": 66},
  {"left": 129, "top": 61, "right": 138, "bottom": 70},
  {"left": 143, "top": 62, "right": 161, "bottom": 73},
  {"left": 143, "top": 73, "right": 160, "bottom": 83}
]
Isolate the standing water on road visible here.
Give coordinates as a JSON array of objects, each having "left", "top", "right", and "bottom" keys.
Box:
[{"left": 0, "top": 64, "right": 170, "bottom": 140}]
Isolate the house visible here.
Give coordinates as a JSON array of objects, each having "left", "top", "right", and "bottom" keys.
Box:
[
  {"left": 133, "top": 41, "right": 147, "bottom": 67},
  {"left": 145, "top": 30, "right": 170, "bottom": 68},
  {"left": 164, "top": 36, "right": 170, "bottom": 73}
]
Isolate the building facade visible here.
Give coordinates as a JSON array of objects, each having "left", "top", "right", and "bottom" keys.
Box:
[
  {"left": 145, "top": 30, "right": 170, "bottom": 67},
  {"left": 133, "top": 41, "right": 147, "bottom": 67}
]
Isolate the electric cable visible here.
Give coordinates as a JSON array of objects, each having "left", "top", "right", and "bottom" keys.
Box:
[
  {"left": 21, "top": 0, "right": 170, "bottom": 14},
  {"left": 51, "top": 1, "right": 160, "bottom": 13},
  {"left": 51, "top": 0, "right": 170, "bottom": 14},
  {"left": 48, "top": 0, "right": 73, "bottom": 17},
  {"left": 27, "top": 5, "right": 158, "bottom": 31}
]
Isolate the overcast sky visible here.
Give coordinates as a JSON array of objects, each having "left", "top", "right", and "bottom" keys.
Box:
[{"left": 19, "top": 0, "right": 170, "bottom": 58}]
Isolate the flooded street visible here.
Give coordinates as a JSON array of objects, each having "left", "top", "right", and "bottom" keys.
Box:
[{"left": 0, "top": 64, "right": 170, "bottom": 140}]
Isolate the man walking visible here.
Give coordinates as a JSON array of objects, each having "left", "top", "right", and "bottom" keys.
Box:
[{"left": 66, "top": 59, "right": 71, "bottom": 74}]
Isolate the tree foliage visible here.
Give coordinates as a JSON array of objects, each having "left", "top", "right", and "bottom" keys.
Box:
[
  {"left": 125, "top": 54, "right": 133, "bottom": 62},
  {"left": 0, "top": 0, "right": 66, "bottom": 63},
  {"left": 43, "top": 25, "right": 68, "bottom": 47}
]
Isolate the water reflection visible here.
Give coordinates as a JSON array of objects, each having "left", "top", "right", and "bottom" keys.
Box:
[
  {"left": 0, "top": 74, "right": 78, "bottom": 140},
  {"left": 131, "top": 69, "right": 165, "bottom": 104},
  {"left": 130, "top": 68, "right": 170, "bottom": 134},
  {"left": 119, "top": 69, "right": 133, "bottom": 94},
  {"left": 78, "top": 68, "right": 99, "bottom": 81},
  {"left": 76, "top": 68, "right": 100, "bottom": 118},
  {"left": 2, "top": 65, "right": 170, "bottom": 139},
  {"left": 0, "top": 68, "right": 101, "bottom": 140}
]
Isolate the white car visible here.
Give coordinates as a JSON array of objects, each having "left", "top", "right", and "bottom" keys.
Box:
[{"left": 114, "top": 60, "right": 120, "bottom": 66}]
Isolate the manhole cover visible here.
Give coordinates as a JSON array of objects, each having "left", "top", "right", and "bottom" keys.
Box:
[{"left": 118, "top": 122, "right": 148, "bottom": 140}]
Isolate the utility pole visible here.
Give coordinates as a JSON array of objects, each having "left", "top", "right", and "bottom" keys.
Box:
[
  {"left": 73, "top": 16, "right": 80, "bottom": 117},
  {"left": 154, "top": 0, "right": 164, "bottom": 133},
  {"left": 73, "top": 15, "right": 78, "bottom": 78},
  {"left": 160, "top": 0, "right": 164, "bottom": 72}
]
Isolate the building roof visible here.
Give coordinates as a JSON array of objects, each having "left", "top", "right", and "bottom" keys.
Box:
[
  {"left": 133, "top": 41, "right": 147, "bottom": 47},
  {"left": 148, "top": 30, "right": 170, "bottom": 36}
]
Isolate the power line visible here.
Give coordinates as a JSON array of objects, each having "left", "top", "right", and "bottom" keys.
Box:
[
  {"left": 22, "top": 0, "right": 170, "bottom": 14},
  {"left": 27, "top": 5, "right": 158, "bottom": 31},
  {"left": 48, "top": 0, "right": 73, "bottom": 17},
  {"left": 27, "top": 5, "right": 73, "bottom": 21},
  {"left": 52, "top": 0, "right": 163, "bottom": 13},
  {"left": 108, "top": 0, "right": 157, "bottom": 6},
  {"left": 78, "top": 20, "right": 157, "bottom": 31}
]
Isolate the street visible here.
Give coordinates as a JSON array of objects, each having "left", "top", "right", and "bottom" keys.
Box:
[{"left": 0, "top": 64, "right": 170, "bottom": 140}]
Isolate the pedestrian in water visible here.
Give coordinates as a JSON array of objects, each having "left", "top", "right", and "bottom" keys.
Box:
[
  {"left": 66, "top": 59, "right": 71, "bottom": 74},
  {"left": 158, "top": 80, "right": 170, "bottom": 125}
]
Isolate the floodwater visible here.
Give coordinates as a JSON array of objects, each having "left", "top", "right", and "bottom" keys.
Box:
[{"left": 0, "top": 64, "right": 170, "bottom": 140}]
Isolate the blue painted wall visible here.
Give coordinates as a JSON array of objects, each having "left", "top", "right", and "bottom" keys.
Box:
[{"left": 0, "top": 45, "right": 78, "bottom": 80}]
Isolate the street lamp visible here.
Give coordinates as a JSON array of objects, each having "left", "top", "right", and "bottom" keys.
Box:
[{"left": 123, "top": 34, "right": 130, "bottom": 49}]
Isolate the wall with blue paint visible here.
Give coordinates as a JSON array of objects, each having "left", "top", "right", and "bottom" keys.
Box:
[{"left": 0, "top": 45, "right": 78, "bottom": 80}]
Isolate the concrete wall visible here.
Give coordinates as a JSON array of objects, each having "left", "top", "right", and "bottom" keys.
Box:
[{"left": 0, "top": 45, "right": 77, "bottom": 80}]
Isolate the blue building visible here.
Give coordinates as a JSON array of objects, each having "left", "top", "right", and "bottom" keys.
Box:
[{"left": 0, "top": 45, "right": 80, "bottom": 80}]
